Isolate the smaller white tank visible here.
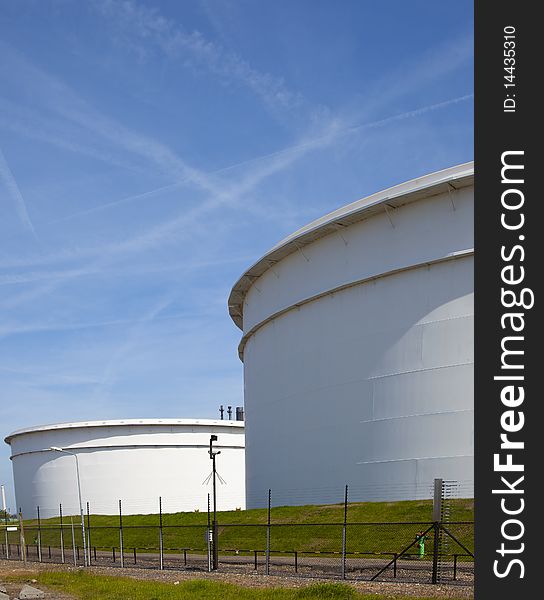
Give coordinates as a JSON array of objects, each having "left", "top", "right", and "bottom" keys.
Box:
[{"left": 5, "top": 419, "right": 245, "bottom": 518}]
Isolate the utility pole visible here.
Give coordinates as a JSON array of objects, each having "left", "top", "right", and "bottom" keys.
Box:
[{"left": 209, "top": 435, "right": 220, "bottom": 570}]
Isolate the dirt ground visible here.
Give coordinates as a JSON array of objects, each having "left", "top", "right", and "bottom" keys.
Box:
[
  {"left": 0, "top": 559, "right": 473, "bottom": 599},
  {"left": 0, "top": 570, "right": 74, "bottom": 600}
]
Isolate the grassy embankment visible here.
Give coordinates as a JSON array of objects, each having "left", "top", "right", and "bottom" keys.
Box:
[
  {"left": 6, "top": 571, "right": 472, "bottom": 600},
  {"left": 11, "top": 499, "right": 474, "bottom": 556}
]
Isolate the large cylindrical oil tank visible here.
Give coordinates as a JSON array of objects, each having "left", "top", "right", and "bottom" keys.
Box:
[
  {"left": 5, "top": 419, "right": 245, "bottom": 517},
  {"left": 229, "top": 163, "right": 474, "bottom": 507}
]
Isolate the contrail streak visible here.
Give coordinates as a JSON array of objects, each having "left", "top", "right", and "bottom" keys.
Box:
[{"left": 0, "top": 146, "right": 37, "bottom": 237}]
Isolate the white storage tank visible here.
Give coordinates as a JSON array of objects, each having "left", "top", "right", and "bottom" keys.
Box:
[
  {"left": 5, "top": 419, "right": 245, "bottom": 517},
  {"left": 229, "top": 163, "right": 474, "bottom": 507}
]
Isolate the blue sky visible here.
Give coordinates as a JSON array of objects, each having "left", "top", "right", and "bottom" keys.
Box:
[{"left": 0, "top": 0, "right": 473, "bottom": 510}]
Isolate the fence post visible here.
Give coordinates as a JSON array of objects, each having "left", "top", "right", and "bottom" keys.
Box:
[
  {"left": 341, "top": 484, "right": 348, "bottom": 579},
  {"left": 59, "top": 504, "right": 65, "bottom": 564},
  {"left": 37, "top": 506, "right": 42, "bottom": 562},
  {"left": 206, "top": 493, "right": 212, "bottom": 572},
  {"left": 70, "top": 517, "right": 76, "bottom": 566},
  {"left": 4, "top": 500, "right": 9, "bottom": 560},
  {"left": 453, "top": 554, "right": 458, "bottom": 580},
  {"left": 17, "top": 510, "right": 27, "bottom": 565},
  {"left": 432, "top": 521, "right": 440, "bottom": 583},
  {"left": 86, "top": 502, "right": 92, "bottom": 566},
  {"left": 432, "top": 478, "right": 443, "bottom": 584},
  {"left": 119, "top": 500, "right": 124, "bottom": 568},
  {"left": 265, "top": 489, "right": 271, "bottom": 575},
  {"left": 18, "top": 509, "right": 26, "bottom": 564},
  {"left": 159, "top": 496, "right": 164, "bottom": 570}
]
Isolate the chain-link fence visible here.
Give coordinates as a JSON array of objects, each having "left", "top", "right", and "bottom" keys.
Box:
[
  {"left": 0, "top": 480, "right": 474, "bottom": 585},
  {"left": 0, "top": 520, "right": 474, "bottom": 584}
]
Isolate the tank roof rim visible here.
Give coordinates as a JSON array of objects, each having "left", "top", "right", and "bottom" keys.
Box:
[
  {"left": 4, "top": 418, "right": 245, "bottom": 444},
  {"left": 228, "top": 161, "right": 474, "bottom": 330}
]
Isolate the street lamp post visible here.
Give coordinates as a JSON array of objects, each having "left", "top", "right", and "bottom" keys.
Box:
[
  {"left": 51, "top": 447, "right": 87, "bottom": 567},
  {"left": 208, "top": 435, "right": 220, "bottom": 570}
]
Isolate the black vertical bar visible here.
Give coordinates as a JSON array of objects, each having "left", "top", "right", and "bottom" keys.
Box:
[
  {"left": 265, "top": 489, "right": 271, "bottom": 575},
  {"left": 37, "top": 506, "right": 42, "bottom": 562},
  {"left": 212, "top": 457, "right": 218, "bottom": 570},
  {"left": 294, "top": 550, "right": 298, "bottom": 573},
  {"left": 133, "top": 547, "right": 137, "bottom": 564},
  {"left": 254, "top": 549, "right": 257, "bottom": 570},
  {"left": 159, "top": 496, "right": 164, "bottom": 570},
  {"left": 184, "top": 548, "right": 187, "bottom": 565},
  {"left": 119, "top": 500, "right": 124, "bottom": 568},
  {"left": 393, "top": 553, "right": 397, "bottom": 578},
  {"left": 112, "top": 546, "right": 115, "bottom": 562},
  {"left": 453, "top": 554, "right": 458, "bottom": 580},
  {"left": 48, "top": 546, "right": 51, "bottom": 559},
  {"left": 207, "top": 493, "right": 211, "bottom": 572},
  {"left": 86, "top": 502, "right": 91, "bottom": 565},
  {"left": 432, "top": 522, "right": 440, "bottom": 584},
  {"left": 59, "top": 503, "right": 65, "bottom": 564},
  {"left": 94, "top": 547, "right": 96, "bottom": 561},
  {"left": 475, "top": 3, "right": 538, "bottom": 599},
  {"left": 342, "top": 484, "right": 348, "bottom": 579}
]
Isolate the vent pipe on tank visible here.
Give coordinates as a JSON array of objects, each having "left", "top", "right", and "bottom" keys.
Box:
[
  {"left": 219, "top": 405, "right": 224, "bottom": 420},
  {"left": 227, "top": 406, "right": 232, "bottom": 420},
  {"left": 235, "top": 407, "right": 244, "bottom": 421}
]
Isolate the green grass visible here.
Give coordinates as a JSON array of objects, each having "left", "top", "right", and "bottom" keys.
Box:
[
  {"left": 8, "top": 499, "right": 474, "bottom": 558},
  {"left": 25, "top": 498, "right": 474, "bottom": 527},
  {"left": 13, "top": 571, "right": 470, "bottom": 600}
]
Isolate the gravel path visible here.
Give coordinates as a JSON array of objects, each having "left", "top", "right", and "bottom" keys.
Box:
[{"left": 0, "top": 559, "right": 473, "bottom": 598}]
